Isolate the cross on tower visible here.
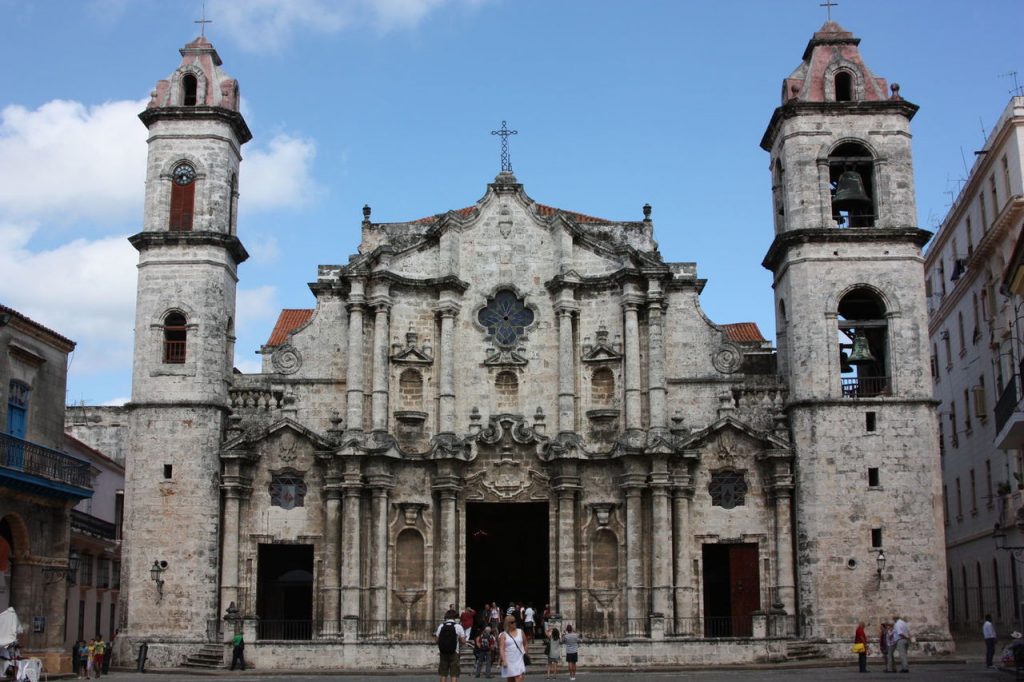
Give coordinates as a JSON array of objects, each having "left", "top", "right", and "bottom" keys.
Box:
[
  {"left": 490, "top": 120, "right": 518, "bottom": 173},
  {"left": 820, "top": 0, "right": 838, "bottom": 22},
  {"left": 195, "top": 2, "right": 212, "bottom": 37}
]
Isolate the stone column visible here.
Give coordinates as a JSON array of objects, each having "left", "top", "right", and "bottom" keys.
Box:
[
  {"left": 622, "top": 295, "right": 644, "bottom": 432},
  {"left": 367, "top": 473, "right": 394, "bottom": 624},
  {"left": 345, "top": 280, "right": 367, "bottom": 434},
  {"left": 340, "top": 467, "right": 363, "bottom": 619},
  {"left": 322, "top": 483, "right": 342, "bottom": 634},
  {"left": 621, "top": 471, "right": 646, "bottom": 622},
  {"left": 370, "top": 298, "right": 392, "bottom": 433},
  {"left": 554, "top": 469, "right": 580, "bottom": 621},
  {"left": 773, "top": 487, "right": 797, "bottom": 615},
  {"left": 219, "top": 486, "right": 242, "bottom": 616},
  {"left": 649, "top": 462, "right": 672, "bottom": 622},
  {"left": 556, "top": 305, "right": 577, "bottom": 434},
  {"left": 672, "top": 473, "right": 694, "bottom": 635},
  {"left": 646, "top": 285, "right": 667, "bottom": 433},
  {"left": 433, "top": 472, "right": 461, "bottom": 615},
  {"left": 435, "top": 301, "right": 461, "bottom": 435}
]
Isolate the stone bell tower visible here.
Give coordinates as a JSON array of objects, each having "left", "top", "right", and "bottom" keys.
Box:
[
  {"left": 121, "top": 35, "right": 251, "bottom": 663},
  {"left": 761, "top": 22, "right": 950, "bottom": 650}
]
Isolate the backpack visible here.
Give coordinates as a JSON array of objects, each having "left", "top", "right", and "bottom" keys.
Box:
[{"left": 438, "top": 622, "right": 458, "bottom": 654}]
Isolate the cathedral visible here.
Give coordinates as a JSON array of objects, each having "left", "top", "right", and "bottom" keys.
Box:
[{"left": 112, "top": 20, "right": 952, "bottom": 668}]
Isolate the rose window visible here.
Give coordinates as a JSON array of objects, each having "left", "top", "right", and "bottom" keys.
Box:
[{"left": 478, "top": 290, "right": 534, "bottom": 348}]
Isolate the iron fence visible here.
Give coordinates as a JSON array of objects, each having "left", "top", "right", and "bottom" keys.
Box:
[
  {"left": 948, "top": 583, "right": 1022, "bottom": 634},
  {"left": 841, "top": 376, "right": 891, "bottom": 398},
  {"left": 256, "top": 620, "right": 314, "bottom": 641},
  {"left": 995, "top": 375, "right": 1021, "bottom": 436},
  {"left": 357, "top": 620, "right": 437, "bottom": 640},
  {"left": 570, "top": 618, "right": 650, "bottom": 639},
  {"left": 0, "top": 432, "right": 91, "bottom": 488}
]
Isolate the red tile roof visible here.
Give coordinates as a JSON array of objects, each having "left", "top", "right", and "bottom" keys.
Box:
[
  {"left": 722, "top": 322, "right": 767, "bottom": 344},
  {"left": 266, "top": 309, "right": 314, "bottom": 346}
]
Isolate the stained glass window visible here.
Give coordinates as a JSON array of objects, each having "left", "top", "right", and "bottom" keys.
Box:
[
  {"left": 269, "top": 473, "right": 307, "bottom": 510},
  {"left": 709, "top": 470, "right": 747, "bottom": 509},
  {"left": 478, "top": 290, "right": 534, "bottom": 347}
]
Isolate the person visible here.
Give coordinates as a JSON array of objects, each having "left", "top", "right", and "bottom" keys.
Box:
[
  {"left": 461, "top": 606, "right": 476, "bottom": 633},
  {"left": 71, "top": 641, "right": 82, "bottom": 679},
  {"left": 854, "top": 621, "right": 868, "bottom": 673},
  {"left": 101, "top": 635, "right": 112, "bottom": 675},
  {"left": 85, "top": 639, "right": 96, "bottom": 679},
  {"left": 473, "top": 625, "right": 495, "bottom": 679},
  {"left": 489, "top": 603, "right": 501, "bottom": 633},
  {"left": 545, "top": 626, "right": 562, "bottom": 680},
  {"left": 436, "top": 608, "right": 467, "bottom": 682},
  {"left": 94, "top": 636, "right": 106, "bottom": 678},
  {"left": 497, "top": 614, "right": 526, "bottom": 682},
  {"left": 77, "top": 640, "right": 90, "bottom": 679},
  {"left": 562, "top": 624, "right": 580, "bottom": 681},
  {"left": 878, "top": 622, "right": 892, "bottom": 672},
  {"left": 229, "top": 631, "right": 245, "bottom": 671},
  {"left": 523, "top": 604, "right": 535, "bottom": 639},
  {"left": 983, "top": 613, "right": 997, "bottom": 668},
  {"left": 892, "top": 614, "right": 911, "bottom": 673}
]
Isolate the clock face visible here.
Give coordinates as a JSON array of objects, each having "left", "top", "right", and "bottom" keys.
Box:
[{"left": 172, "top": 163, "right": 196, "bottom": 185}]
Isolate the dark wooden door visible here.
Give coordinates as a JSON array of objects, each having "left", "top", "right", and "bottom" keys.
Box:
[{"left": 729, "top": 544, "right": 760, "bottom": 636}]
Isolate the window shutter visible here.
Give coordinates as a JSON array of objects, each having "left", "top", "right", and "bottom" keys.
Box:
[{"left": 169, "top": 182, "right": 195, "bottom": 232}]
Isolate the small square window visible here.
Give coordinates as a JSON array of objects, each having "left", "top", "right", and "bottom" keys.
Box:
[
  {"left": 866, "top": 412, "right": 877, "bottom": 432},
  {"left": 868, "top": 468, "right": 880, "bottom": 487},
  {"left": 163, "top": 464, "right": 173, "bottom": 479},
  {"left": 871, "top": 528, "right": 883, "bottom": 548}
]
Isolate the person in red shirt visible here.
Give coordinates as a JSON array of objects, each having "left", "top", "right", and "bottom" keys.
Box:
[{"left": 460, "top": 606, "right": 476, "bottom": 633}]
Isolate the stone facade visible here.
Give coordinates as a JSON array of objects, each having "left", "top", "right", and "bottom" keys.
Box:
[{"left": 100, "top": 23, "right": 953, "bottom": 669}]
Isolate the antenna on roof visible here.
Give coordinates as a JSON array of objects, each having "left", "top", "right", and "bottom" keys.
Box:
[
  {"left": 959, "top": 147, "right": 970, "bottom": 178},
  {"left": 979, "top": 116, "right": 988, "bottom": 143},
  {"left": 1001, "top": 70, "right": 1023, "bottom": 97}
]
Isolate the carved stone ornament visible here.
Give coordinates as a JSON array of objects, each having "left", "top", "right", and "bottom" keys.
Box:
[
  {"left": 277, "top": 429, "right": 300, "bottom": 463},
  {"left": 272, "top": 344, "right": 302, "bottom": 374},
  {"left": 590, "top": 503, "right": 615, "bottom": 527},
  {"left": 712, "top": 342, "right": 742, "bottom": 374}
]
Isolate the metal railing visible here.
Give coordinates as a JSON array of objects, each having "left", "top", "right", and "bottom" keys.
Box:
[
  {"left": 357, "top": 620, "right": 437, "bottom": 640},
  {"left": 570, "top": 618, "right": 650, "bottom": 639},
  {"left": 71, "top": 509, "right": 117, "bottom": 540},
  {"left": 256, "top": 620, "right": 315, "bottom": 640},
  {"left": 0, "top": 432, "right": 91, "bottom": 488},
  {"left": 995, "top": 375, "right": 1021, "bottom": 436},
  {"left": 841, "top": 376, "right": 891, "bottom": 398}
]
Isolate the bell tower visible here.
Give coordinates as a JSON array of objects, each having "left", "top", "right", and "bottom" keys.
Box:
[
  {"left": 761, "top": 22, "right": 950, "bottom": 649},
  {"left": 121, "top": 35, "right": 251, "bottom": 661}
]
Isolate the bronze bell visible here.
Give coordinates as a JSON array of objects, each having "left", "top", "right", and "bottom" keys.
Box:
[
  {"left": 847, "top": 331, "right": 876, "bottom": 365},
  {"left": 832, "top": 170, "right": 872, "bottom": 211}
]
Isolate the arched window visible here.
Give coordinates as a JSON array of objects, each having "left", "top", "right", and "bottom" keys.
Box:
[
  {"left": 838, "top": 288, "right": 889, "bottom": 398},
  {"left": 994, "top": 558, "right": 1002, "bottom": 617},
  {"left": 182, "top": 74, "right": 198, "bottom": 106},
  {"left": 591, "top": 368, "right": 614, "bottom": 407},
  {"left": 399, "top": 369, "right": 424, "bottom": 411},
  {"left": 495, "top": 371, "right": 519, "bottom": 412},
  {"left": 834, "top": 71, "right": 853, "bottom": 101},
  {"left": 169, "top": 162, "right": 197, "bottom": 232},
  {"left": 976, "top": 562, "right": 985, "bottom": 618},
  {"left": 828, "top": 142, "right": 875, "bottom": 227},
  {"left": 162, "top": 312, "right": 187, "bottom": 364}
]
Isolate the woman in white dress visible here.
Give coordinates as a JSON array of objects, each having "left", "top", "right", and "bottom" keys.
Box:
[{"left": 498, "top": 614, "right": 527, "bottom": 681}]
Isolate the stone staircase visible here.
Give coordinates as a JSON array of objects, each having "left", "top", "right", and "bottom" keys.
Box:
[
  {"left": 459, "top": 638, "right": 548, "bottom": 673},
  {"left": 183, "top": 644, "right": 227, "bottom": 669},
  {"left": 785, "top": 640, "right": 828, "bottom": 661}
]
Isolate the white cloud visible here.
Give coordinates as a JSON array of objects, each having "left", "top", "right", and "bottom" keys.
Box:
[
  {"left": 0, "top": 222, "right": 137, "bottom": 382},
  {"left": 246, "top": 235, "right": 281, "bottom": 265},
  {"left": 236, "top": 285, "right": 280, "bottom": 331},
  {"left": 0, "top": 99, "right": 148, "bottom": 224},
  {"left": 210, "top": 0, "right": 486, "bottom": 52},
  {"left": 242, "top": 134, "right": 320, "bottom": 211}
]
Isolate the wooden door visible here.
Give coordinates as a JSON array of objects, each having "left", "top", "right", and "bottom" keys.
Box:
[{"left": 729, "top": 544, "right": 760, "bottom": 636}]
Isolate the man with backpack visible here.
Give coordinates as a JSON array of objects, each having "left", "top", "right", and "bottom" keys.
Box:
[{"left": 435, "top": 608, "right": 467, "bottom": 682}]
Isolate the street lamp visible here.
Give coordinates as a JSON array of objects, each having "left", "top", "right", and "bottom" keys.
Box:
[
  {"left": 150, "top": 560, "right": 168, "bottom": 602},
  {"left": 876, "top": 549, "right": 886, "bottom": 584}
]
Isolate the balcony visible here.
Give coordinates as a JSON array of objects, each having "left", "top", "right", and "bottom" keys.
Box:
[
  {"left": 995, "top": 374, "right": 1024, "bottom": 449},
  {"left": 71, "top": 509, "right": 117, "bottom": 541},
  {"left": 841, "top": 376, "right": 891, "bottom": 398},
  {"left": 0, "top": 432, "right": 92, "bottom": 500}
]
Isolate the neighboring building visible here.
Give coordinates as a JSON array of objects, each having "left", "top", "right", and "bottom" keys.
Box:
[
  {"left": 62, "top": 434, "right": 123, "bottom": 651},
  {"left": 0, "top": 305, "right": 92, "bottom": 673},
  {"left": 98, "top": 22, "right": 950, "bottom": 669},
  {"left": 927, "top": 96, "right": 1024, "bottom": 634},
  {"left": 66, "top": 406, "right": 129, "bottom": 467}
]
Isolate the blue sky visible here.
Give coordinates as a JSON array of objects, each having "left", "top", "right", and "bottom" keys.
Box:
[{"left": 0, "top": 0, "right": 1020, "bottom": 406}]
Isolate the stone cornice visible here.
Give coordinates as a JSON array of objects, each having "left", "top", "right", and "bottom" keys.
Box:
[
  {"left": 761, "top": 99, "right": 919, "bottom": 151},
  {"left": 128, "top": 230, "right": 249, "bottom": 265},
  {"left": 762, "top": 226, "right": 932, "bottom": 272},
  {"left": 139, "top": 106, "right": 253, "bottom": 144}
]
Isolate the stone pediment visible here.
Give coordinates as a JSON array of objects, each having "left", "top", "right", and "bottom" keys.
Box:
[
  {"left": 221, "top": 417, "right": 335, "bottom": 454},
  {"left": 391, "top": 346, "right": 433, "bottom": 364},
  {"left": 677, "top": 416, "right": 790, "bottom": 458}
]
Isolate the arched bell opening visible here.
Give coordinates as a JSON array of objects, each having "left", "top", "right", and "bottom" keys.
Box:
[
  {"left": 837, "top": 288, "right": 889, "bottom": 398},
  {"left": 828, "top": 142, "right": 875, "bottom": 227}
]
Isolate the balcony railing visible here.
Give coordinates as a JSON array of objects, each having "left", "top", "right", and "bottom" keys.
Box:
[
  {"left": 71, "top": 509, "right": 117, "bottom": 540},
  {"left": 995, "top": 374, "right": 1021, "bottom": 436},
  {"left": 0, "top": 432, "right": 91, "bottom": 488},
  {"left": 841, "top": 376, "right": 891, "bottom": 398}
]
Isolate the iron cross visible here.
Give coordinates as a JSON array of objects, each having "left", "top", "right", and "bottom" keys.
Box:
[
  {"left": 820, "top": 1, "right": 838, "bottom": 22},
  {"left": 491, "top": 120, "right": 518, "bottom": 173},
  {"left": 195, "top": 2, "right": 212, "bottom": 37}
]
